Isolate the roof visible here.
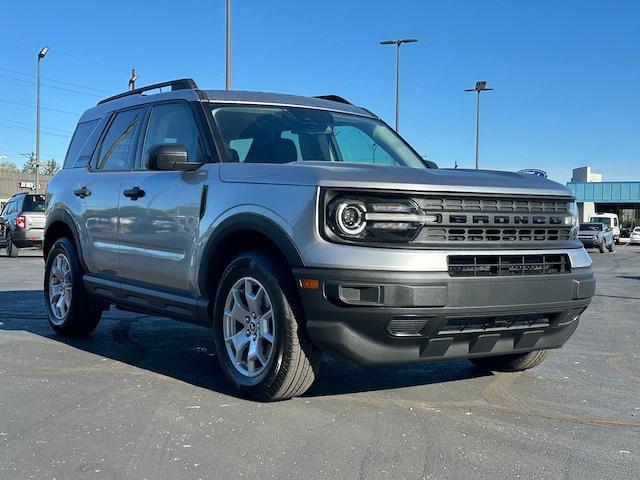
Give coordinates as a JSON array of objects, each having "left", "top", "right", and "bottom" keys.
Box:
[
  {"left": 80, "top": 79, "right": 375, "bottom": 122},
  {"left": 202, "top": 90, "right": 375, "bottom": 117}
]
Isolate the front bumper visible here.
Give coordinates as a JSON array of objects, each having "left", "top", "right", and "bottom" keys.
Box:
[
  {"left": 294, "top": 266, "right": 595, "bottom": 365},
  {"left": 578, "top": 238, "right": 601, "bottom": 248}
]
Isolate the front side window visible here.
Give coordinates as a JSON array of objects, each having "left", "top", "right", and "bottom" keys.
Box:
[
  {"left": 211, "top": 105, "right": 426, "bottom": 168},
  {"left": 96, "top": 108, "right": 144, "bottom": 171},
  {"left": 142, "top": 103, "right": 201, "bottom": 167}
]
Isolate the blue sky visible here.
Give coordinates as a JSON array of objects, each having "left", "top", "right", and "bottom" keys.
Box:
[{"left": 0, "top": 0, "right": 638, "bottom": 182}]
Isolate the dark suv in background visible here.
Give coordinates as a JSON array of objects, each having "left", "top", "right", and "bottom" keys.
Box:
[{"left": 0, "top": 192, "right": 46, "bottom": 257}]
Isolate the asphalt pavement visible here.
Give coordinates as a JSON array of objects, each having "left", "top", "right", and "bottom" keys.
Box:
[{"left": 0, "top": 246, "right": 639, "bottom": 479}]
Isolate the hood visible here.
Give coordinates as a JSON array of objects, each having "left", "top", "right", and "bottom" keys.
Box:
[{"left": 219, "top": 162, "right": 574, "bottom": 198}]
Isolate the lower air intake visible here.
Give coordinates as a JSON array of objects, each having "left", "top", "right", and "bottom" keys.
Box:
[
  {"left": 448, "top": 254, "right": 570, "bottom": 277},
  {"left": 387, "top": 316, "right": 431, "bottom": 337}
]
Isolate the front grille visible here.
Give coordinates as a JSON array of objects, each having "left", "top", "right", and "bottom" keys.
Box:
[
  {"left": 410, "top": 195, "right": 574, "bottom": 248},
  {"left": 418, "top": 197, "right": 569, "bottom": 214},
  {"left": 440, "top": 313, "right": 550, "bottom": 334},
  {"left": 448, "top": 254, "right": 571, "bottom": 277},
  {"left": 425, "top": 227, "right": 571, "bottom": 243}
]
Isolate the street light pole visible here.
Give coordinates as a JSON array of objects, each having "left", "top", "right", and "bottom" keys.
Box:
[
  {"left": 226, "top": 0, "right": 231, "bottom": 90},
  {"left": 465, "top": 80, "right": 493, "bottom": 170},
  {"left": 35, "top": 46, "right": 48, "bottom": 194},
  {"left": 379, "top": 38, "right": 418, "bottom": 132}
]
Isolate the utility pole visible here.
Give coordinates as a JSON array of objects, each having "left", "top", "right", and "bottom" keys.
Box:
[
  {"left": 226, "top": 0, "right": 232, "bottom": 90},
  {"left": 128, "top": 69, "right": 138, "bottom": 91},
  {"left": 379, "top": 38, "right": 418, "bottom": 133},
  {"left": 465, "top": 81, "right": 493, "bottom": 170},
  {"left": 35, "top": 46, "right": 48, "bottom": 194}
]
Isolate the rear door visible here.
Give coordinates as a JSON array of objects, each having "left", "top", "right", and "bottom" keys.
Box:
[
  {"left": 75, "top": 107, "right": 146, "bottom": 276},
  {"left": 117, "top": 101, "right": 209, "bottom": 292}
]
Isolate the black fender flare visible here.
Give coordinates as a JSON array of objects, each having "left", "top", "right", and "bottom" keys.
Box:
[
  {"left": 197, "top": 213, "right": 304, "bottom": 296},
  {"left": 44, "top": 209, "right": 87, "bottom": 270}
]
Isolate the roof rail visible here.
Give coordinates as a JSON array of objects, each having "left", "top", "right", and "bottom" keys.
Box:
[
  {"left": 97, "top": 78, "right": 198, "bottom": 105},
  {"left": 314, "top": 95, "right": 353, "bottom": 105}
]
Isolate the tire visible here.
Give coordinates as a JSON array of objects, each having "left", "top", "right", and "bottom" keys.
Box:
[
  {"left": 6, "top": 233, "right": 19, "bottom": 257},
  {"left": 470, "top": 349, "right": 550, "bottom": 372},
  {"left": 44, "top": 236, "right": 102, "bottom": 336},
  {"left": 607, "top": 242, "right": 614, "bottom": 252},
  {"left": 598, "top": 243, "right": 605, "bottom": 253},
  {"left": 212, "top": 250, "right": 321, "bottom": 401}
]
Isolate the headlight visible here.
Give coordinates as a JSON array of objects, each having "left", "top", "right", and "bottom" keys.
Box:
[
  {"left": 326, "top": 195, "right": 440, "bottom": 243},
  {"left": 335, "top": 201, "right": 367, "bottom": 235},
  {"left": 568, "top": 201, "right": 579, "bottom": 239}
]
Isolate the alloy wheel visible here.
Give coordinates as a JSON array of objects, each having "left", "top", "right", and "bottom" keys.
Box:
[
  {"left": 223, "top": 276, "right": 275, "bottom": 378},
  {"left": 48, "top": 253, "right": 72, "bottom": 324}
]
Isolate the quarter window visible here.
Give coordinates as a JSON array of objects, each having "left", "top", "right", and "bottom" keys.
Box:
[
  {"left": 96, "top": 108, "right": 144, "bottom": 171},
  {"left": 63, "top": 119, "right": 99, "bottom": 169}
]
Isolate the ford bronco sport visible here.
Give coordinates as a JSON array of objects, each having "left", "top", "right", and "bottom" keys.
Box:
[{"left": 44, "top": 79, "right": 595, "bottom": 400}]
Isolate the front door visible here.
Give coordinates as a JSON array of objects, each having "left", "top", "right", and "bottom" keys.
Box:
[{"left": 117, "top": 101, "right": 209, "bottom": 292}]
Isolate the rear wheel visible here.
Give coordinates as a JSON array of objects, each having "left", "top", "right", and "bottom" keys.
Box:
[
  {"left": 5, "top": 233, "right": 19, "bottom": 257},
  {"left": 213, "top": 251, "right": 321, "bottom": 401},
  {"left": 44, "top": 237, "right": 102, "bottom": 336},
  {"left": 470, "top": 350, "right": 550, "bottom": 372}
]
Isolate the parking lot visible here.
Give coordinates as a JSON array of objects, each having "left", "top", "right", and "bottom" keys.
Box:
[{"left": 0, "top": 247, "right": 638, "bottom": 480}]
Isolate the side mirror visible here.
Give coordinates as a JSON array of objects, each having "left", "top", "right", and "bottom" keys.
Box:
[
  {"left": 147, "top": 144, "right": 201, "bottom": 171},
  {"left": 424, "top": 160, "right": 438, "bottom": 169}
]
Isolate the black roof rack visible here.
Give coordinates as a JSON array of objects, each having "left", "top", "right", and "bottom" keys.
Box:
[
  {"left": 97, "top": 78, "right": 198, "bottom": 105},
  {"left": 314, "top": 95, "right": 353, "bottom": 105}
]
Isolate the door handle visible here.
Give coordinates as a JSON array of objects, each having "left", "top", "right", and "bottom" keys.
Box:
[
  {"left": 73, "top": 186, "right": 91, "bottom": 198},
  {"left": 123, "top": 186, "right": 145, "bottom": 200}
]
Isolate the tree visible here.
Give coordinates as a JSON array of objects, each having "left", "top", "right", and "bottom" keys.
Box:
[
  {"left": 0, "top": 159, "right": 19, "bottom": 172},
  {"left": 42, "top": 158, "right": 61, "bottom": 176},
  {"left": 21, "top": 152, "right": 38, "bottom": 174}
]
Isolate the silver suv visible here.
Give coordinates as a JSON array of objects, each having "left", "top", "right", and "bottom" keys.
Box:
[
  {"left": 44, "top": 79, "right": 595, "bottom": 400},
  {"left": 1, "top": 192, "right": 46, "bottom": 257}
]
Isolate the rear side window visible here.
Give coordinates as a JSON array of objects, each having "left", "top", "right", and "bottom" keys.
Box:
[
  {"left": 64, "top": 120, "right": 99, "bottom": 169},
  {"left": 22, "top": 194, "right": 46, "bottom": 212},
  {"left": 96, "top": 108, "right": 144, "bottom": 171}
]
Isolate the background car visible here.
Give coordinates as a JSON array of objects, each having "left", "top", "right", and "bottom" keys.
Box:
[
  {"left": 577, "top": 222, "right": 615, "bottom": 253},
  {"left": 0, "top": 193, "right": 46, "bottom": 257},
  {"left": 630, "top": 227, "right": 640, "bottom": 245}
]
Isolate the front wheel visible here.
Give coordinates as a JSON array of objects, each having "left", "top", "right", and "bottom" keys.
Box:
[
  {"left": 44, "top": 237, "right": 102, "bottom": 336},
  {"left": 213, "top": 251, "right": 321, "bottom": 401},
  {"left": 470, "top": 350, "right": 550, "bottom": 372}
]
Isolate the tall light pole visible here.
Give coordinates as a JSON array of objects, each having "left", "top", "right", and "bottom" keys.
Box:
[
  {"left": 35, "top": 46, "right": 48, "bottom": 194},
  {"left": 379, "top": 38, "right": 417, "bottom": 132},
  {"left": 128, "top": 69, "right": 138, "bottom": 91},
  {"left": 465, "top": 80, "right": 493, "bottom": 170},
  {"left": 226, "top": 0, "right": 231, "bottom": 90}
]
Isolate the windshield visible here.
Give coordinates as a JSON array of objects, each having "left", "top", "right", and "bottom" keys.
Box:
[
  {"left": 589, "top": 217, "right": 611, "bottom": 226},
  {"left": 634, "top": 227, "right": 640, "bottom": 233},
  {"left": 211, "top": 105, "right": 427, "bottom": 168},
  {"left": 22, "top": 194, "right": 46, "bottom": 212},
  {"left": 580, "top": 223, "right": 603, "bottom": 232}
]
